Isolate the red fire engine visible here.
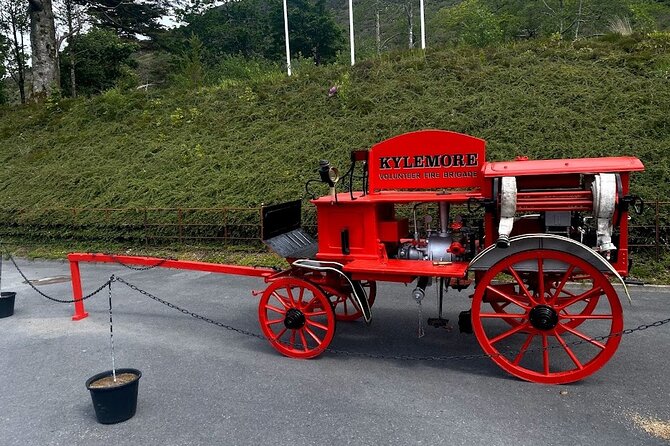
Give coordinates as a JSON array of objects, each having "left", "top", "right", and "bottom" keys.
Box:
[{"left": 259, "top": 130, "right": 644, "bottom": 384}]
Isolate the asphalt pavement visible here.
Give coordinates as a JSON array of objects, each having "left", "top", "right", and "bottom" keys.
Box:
[{"left": 1, "top": 257, "right": 669, "bottom": 446}]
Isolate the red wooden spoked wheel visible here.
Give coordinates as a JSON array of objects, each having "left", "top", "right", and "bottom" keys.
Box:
[
  {"left": 472, "top": 249, "right": 623, "bottom": 384},
  {"left": 258, "top": 277, "right": 336, "bottom": 359},
  {"left": 322, "top": 280, "right": 377, "bottom": 322}
]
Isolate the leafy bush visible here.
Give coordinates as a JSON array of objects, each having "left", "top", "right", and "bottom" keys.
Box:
[
  {"left": 59, "top": 28, "right": 139, "bottom": 96},
  {"left": 431, "top": 0, "right": 505, "bottom": 47}
]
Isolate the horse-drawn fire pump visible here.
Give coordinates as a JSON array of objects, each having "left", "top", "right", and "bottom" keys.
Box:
[
  {"left": 258, "top": 130, "right": 644, "bottom": 384},
  {"left": 68, "top": 130, "right": 644, "bottom": 384}
]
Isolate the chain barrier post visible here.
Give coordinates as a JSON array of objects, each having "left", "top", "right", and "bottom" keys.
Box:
[
  {"left": 108, "top": 279, "right": 117, "bottom": 381},
  {"left": 68, "top": 257, "right": 89, "bottom": 320}
]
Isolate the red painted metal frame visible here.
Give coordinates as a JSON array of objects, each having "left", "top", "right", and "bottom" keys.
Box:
[
  {"left": 484, "top": 156, "right": 644, "bottom": 177},
  {"left": 67, "top": 253, "right": 275, "bottom": 320}
]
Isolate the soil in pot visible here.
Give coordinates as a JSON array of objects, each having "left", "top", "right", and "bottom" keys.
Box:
[
  {"left": 88, "top": 373, "right": 138, "bottom": 388},
  {"left": 86, "top": 368, "right": 142, "bottom": 424},
  {"left": 0, "top": 292, "right": 16, "bottom": 318}
]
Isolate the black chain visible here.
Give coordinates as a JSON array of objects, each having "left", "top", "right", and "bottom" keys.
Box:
[
  {"left": 4, "top": 250, "right": 112, "bottom": 303},
  {"left": 113, "top": 276, "right": 265, "bottom": 340},
  {"left": 105, "top": 253, "right": 173, "bottom": 271}
]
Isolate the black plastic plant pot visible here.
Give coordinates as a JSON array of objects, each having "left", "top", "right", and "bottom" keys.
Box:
[
  {"left": 86, "top": 368, "right": 142, "bottom": 424},
  {"left": 0, "top": 292, "right": 16, "bottom": 318}
]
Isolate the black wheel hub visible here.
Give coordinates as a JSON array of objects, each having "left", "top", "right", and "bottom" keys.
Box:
[
  {"left": 284, "top": 308, "right": 306, "bottom": 329},
  {"left": 529, "top": 305, "right": 559, "bottom": 331}
]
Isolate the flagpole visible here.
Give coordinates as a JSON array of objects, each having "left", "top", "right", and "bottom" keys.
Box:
[
  {"left": 348, "top": 0, "right": 355, "bottom": 65},
  {"left": 283, "top": 0, "right": 292, "bottom": 75},
  {"left": 420, "top": 0, "right": 426, "bottom": 49}
]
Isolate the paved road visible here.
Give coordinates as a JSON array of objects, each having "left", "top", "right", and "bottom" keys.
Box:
[{"left": 1, "top": 258, "right": 669, "bottom": 446}]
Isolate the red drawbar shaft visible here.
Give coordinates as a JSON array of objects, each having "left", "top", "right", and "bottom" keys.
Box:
[{"left": 67, "top": 253, "right": 276, "bottom": 320}]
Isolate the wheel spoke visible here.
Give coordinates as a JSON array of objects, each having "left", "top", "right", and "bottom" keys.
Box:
[
  {"left": 489, "top": 322, "right": 529, "bottom": 344},
  {"left": 286, "top": 287, "right": 295, "bottom": 306},
  {"left": 306, "top": 319, "right": 329, "bottom": 331},
  {"left": 508, "top": 267, "right": 537, "bottom": 305},
  {"left": 264, "top": 303, "right": 286, "bottom": 315},
  {"left": 559, "top": 314, "right": 613, "bottom": 320},
  {"left": 272, "top": 291, "right": 290, "bottom": 309},
  {"left": 556, "top": 286, "right": 603, "bottom": 311},
  {"left": 272, "top": 327, "right": 287, "bottom": 341},
  {"left": 265, "top": 317, "right": 284, "bottom": 326},
  {"left": 513, "top": 334, "right": 535, "bottom": 365},
  {"left": 304, "top": 326, "right": 323, "bottom": 345},
  {"left": 480, "top": 313, "right": 526, "bottom": 319},
  {"left": 299, "top": 330, "right": 309, "bottom": 351},
  {"left": 542, "top": 335, "right": 550, "bottom": 375},
  {"left": 297, "top": 287, "right": 305, "bottom": 307},
  {"left": 289, "top": 329, "right": 296, "bottom": 346},
  {"left": 305, "top": 296, "right": 320, "bottom": 310},
  {"left": 304, "top": 309, "right": 328, "bottom": 317},
  {"left": 550, "top": 265, "right": 576, "bottom": 304},
  {"left": 485, "top": 285, "right": 531, "bottom": 310},
  {"left": 558, "top": 323, "right": 607, "bottom": 350},
  {"left": 552, "top": 329, "right": 584, "bottom": 370},
  {"left": 537, "top": 258, "right": 546, "bottom": 304}
]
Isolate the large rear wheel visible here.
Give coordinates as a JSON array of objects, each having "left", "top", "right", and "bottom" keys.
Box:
[{"left": 472, "top": 249, "right": 623, "bottom": 384}]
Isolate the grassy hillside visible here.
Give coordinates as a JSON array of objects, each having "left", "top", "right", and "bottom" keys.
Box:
[{"left": 1, "top": 34, "right": 669, "bottom": 216}]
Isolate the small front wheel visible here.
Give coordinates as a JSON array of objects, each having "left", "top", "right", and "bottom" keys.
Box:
[{"left": 258, "top": 277, "right": 336, "bottom": 359}]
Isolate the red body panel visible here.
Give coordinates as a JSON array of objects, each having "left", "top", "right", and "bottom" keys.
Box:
[{"left": 368, "top": 130, "right": 486, "bottom": 192}]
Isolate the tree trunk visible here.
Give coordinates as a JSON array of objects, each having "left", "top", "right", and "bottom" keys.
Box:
[
  {"left": 65, "top": 0, "right": 76, "bottom": 97},
  {"left": 28, "top": 0, "right": 59, "bottom": 100},
  {"left": 405, "top": 3, "right": 414, "bottom": 49},
  {"left": 9, "top": 9, "right": 26, "bottom": 104},
  {"left": 574, "top": 0, "right": 583, "bottom": 40},
  {"left": 376, "top": 8, "right": 381, "bottom": 55}
]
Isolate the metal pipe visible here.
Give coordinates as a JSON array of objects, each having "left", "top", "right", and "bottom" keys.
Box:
[{"left": 439, "top": 202, "right": 450, "bottom": 236}]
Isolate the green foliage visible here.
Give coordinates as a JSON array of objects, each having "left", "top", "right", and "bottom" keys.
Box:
[
  {"left": 176, "top": 34, "right": 206, "bottom": 90},
  {"left": 628, "top": 0, "right": 670, "bottom": 31},
  {"left": 271, "top": 0, "right": 345, "bottom": 65},
  {"left": 213, "top": 55, "right": 284, "bottom": 86},
  {"left": 431, "top": 0, "right": 505, "bottom": 46},
  {"left": 59, "top": 28, "right": 140, "bottom": 96},
  {"left": 76, "top": 0, "right": 166, "bottom": 38}
]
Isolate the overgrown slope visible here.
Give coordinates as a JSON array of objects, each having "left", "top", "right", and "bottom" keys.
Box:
[{"left": 1, "top": 35, "right": 669, "bottom": 212}]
